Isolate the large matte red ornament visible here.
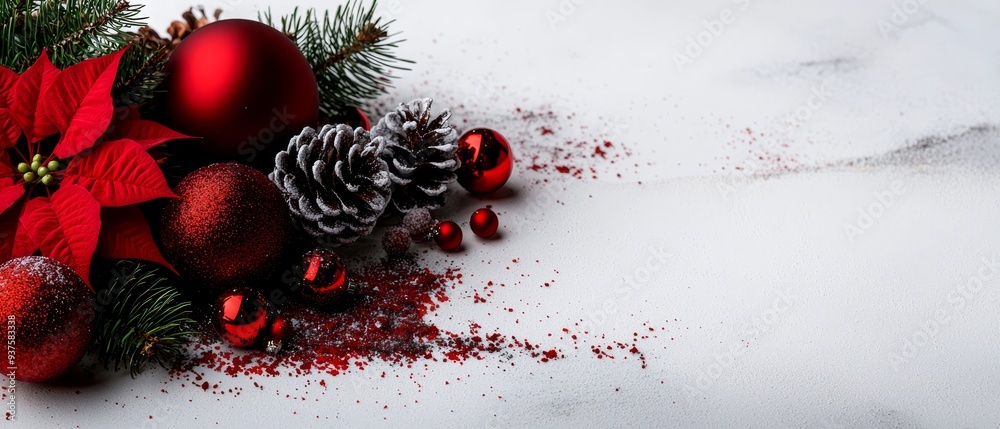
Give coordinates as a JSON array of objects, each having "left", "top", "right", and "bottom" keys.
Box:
[
  {"left": 434, "top": 221, "right": 463, "bottom": 251},
  {"left": 160, "top": 163, "right": 293, "bottom": 293},
  {"left": 213, "top": 288, "right": 270, "bottom": 348},
  {"left": 161, "top": 19, "right": 319, "bottom": 164},
  {"left": 470, "top": 208, "right": 499, "bottom": 238},
  {"left": 456, "top": 128, "right": 513, "bottom": 194},
  {"left": 0, "top": 257, "right": 94, "bottom": 383},
  {"left": 299, "top": 248, "right": 349, "bottom": 307}
]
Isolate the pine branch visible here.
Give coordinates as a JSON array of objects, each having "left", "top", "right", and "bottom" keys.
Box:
[
  {"left": 310, "top": 22, "right": 386, "bottom": 73},
  {"left": 0, "top": 0, "right": 163, "bottom": 104},
  {"left": 92, "top": 261, "right": 195, "bottom": 378},
  {"left": 48, "top": 0, "right": 131, "bottom": 54},
  {"left": 113, "top": 42, "right": 169, "bottom": 105},
  {"left": 260, "top": 0, "right": 411, "bottom": 115}
]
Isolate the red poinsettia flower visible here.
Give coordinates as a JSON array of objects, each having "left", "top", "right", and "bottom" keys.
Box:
[{"left": 0, "top": 50, "right": 189, "bottom": 287}]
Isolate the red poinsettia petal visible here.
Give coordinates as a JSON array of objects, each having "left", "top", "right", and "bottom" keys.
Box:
[
  {"left": 0, "top": 68, "right": 20, "bottom": 148},
  {"left": 63, "top": 139, "right": 177, "bottom": 207},
  {"left": 0, "top": 67, "right": 16, "bottom": 106},
  {"left": 21, "top": 184, "right": 101, "bottom": 287},
  {"left": 0, "top": 200, "right": 38, "bottom": 261},
  {"left": 108, "top": 118, "right": 194, "bottom": 150},
  {"left": 103, "top": 105, "right": 139, "bottom": 138},
  {"left": 0, "top": 182, "right": 23, "bottom": 215},
  {"left": 0, "top": 207, "right": 13, "bottom": 259},
  {"left": 10, "top": 51, "right": 60, "bottom": 142},
  {"left": 0, "top": 151, "right": 15, "bottom": 178},
  {"left": 46, "top": 49, "right": 124, "bottom": 159},
  {"left": 95, "top": 206, "right": 177, "bottom": 273},
  {"left": 0, "top": 108, "right": 19, "bottom": 149}
]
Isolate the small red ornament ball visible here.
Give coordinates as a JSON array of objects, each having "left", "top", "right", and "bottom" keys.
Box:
[
  {"left": 264, "top": 316, "right": 294, "bottom": 355},
  {"left": 456, "top": 128, "right": 513, "bottom": 194},
  {"left": 434, "top": 221, "right": 463, "bottom": 251},
  {"left": 162, "top": 19, "right": 319, "bottom": 162},
  {"left": 382, "top": 226, "right": 412, "bottom": 257},
  {"left": 328, "top": 106, "right": 371, "bottom": 131},
  {"left": 213, "top": 288, "right": 270, "bottom": 348},
  {"left": 0, "top": 257, "right": 93, "bottom": 383},
  {"left": 268, "top": 316, "right": 294, "bottom": 343},
  {"left": 299, "top": 249, "right": 349, "bottom": 307},
  {"left": 161, "top": 163, "right": 293, "bottom": 293},
  {"left": 470, "top": 208, "right": 499, "bottom": 238}
]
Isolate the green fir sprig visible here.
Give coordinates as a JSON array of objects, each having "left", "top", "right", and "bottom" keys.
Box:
[
  {"left": 92, "top": 261, "right": 195, "bottom": 378},
  {"left": 260, "top": 0, "right": 411, "bottom": 115},
  {"left": 0, "top": 0, "right": 167, "bottom": 104}
]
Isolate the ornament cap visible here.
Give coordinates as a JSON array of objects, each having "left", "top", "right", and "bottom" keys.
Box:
[{"left": 265, "top": 339, "right": 284, "bottom": 355}]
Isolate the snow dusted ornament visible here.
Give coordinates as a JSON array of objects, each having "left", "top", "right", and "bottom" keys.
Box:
[
  {"left": 371, "top": 98, "right": 460, "bottom": 213},
  {"left": 0, "top": 257, "right": 94, "bottom": 383},
  {"left": 270, "top": 124, "right": 391, "bottom": 245}
]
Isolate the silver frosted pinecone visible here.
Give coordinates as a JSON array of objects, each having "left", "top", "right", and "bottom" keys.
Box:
[
  {"left": 270, "top": 124, "right": 391, "bottom": 245},
  {"left": 371, "top": 98, "right": 460, "bottom": 214}
]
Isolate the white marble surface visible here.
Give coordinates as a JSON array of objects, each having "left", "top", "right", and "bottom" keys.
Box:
[{"left": 12, "top": 0, "right": 1000, "bottom": 427}]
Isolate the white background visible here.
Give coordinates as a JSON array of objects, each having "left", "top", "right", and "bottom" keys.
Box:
[{"left": 12, "top": 0, "right": 1000, "bottom": 427}]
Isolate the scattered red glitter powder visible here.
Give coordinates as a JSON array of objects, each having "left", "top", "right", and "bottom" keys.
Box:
[
  {"left": 715, "top": 122, "right": 808, "bottom": 176},
  {"left": 176, "top": 259, "right": 561, "bottom": 380},
  {"left": 443, "top": 106, "right": 643, "bottom": 183},
  {"left": 147, "top": 100, "right": 665, "bottom": 400}
]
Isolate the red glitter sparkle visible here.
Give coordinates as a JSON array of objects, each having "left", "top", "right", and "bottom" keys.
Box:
[
  {"left": 177, "top": 259, "right": 558, "bottom": 379},
  {"left": 154, "top": 102, "right": 666, "bottom": 397}
]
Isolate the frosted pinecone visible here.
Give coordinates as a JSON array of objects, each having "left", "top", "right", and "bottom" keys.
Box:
[
  {"left": 371, "top": 98, "right": 460, "bottom": 214},
  {"left": 270, "top": 124, "right": 391, "bottom": 245}
]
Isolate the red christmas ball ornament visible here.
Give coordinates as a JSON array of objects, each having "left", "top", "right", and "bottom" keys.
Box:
[
  {"left": 0, "top": 257, "right": 94, "bottom": 383},
  {"left": 329, "top": 106, "right": 371, "bottom": 131},
  {"left": 213, "top": 288, "right": 270, "bottom": 348},
  {"left": 470, "top": 208, "right": 499, "bottom": 238},
  {"left": 162, "top": 19, "right": 319, "bottom": 163},
  {"left": 299, "top": 248, "right": 349, "bottom": 307},
  {"left": 456, "top": 128, "right": 513, "bottom": 194},
  {"left": 161, "top": 163, "right": 293, "bottom": 293},
  {"left": 268, "top": 317, "right": 294, "bottom": 342},
  {"left": 402, "top": 208, "right": 435, "bottom": 242},
  {"left": 434, "top": 221, "right": 463, "bottom": 251},
  {"left": 382, "top": 226, "right": 412, "bottom": 257},
  {"left": 264, "top": 316, "right": 294, "bottom": 355}
]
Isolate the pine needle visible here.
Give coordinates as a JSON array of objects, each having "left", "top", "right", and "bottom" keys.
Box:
[
  {"left": 92, "top": 261, "right": 195, "bottom": 378},
  {"left": 260, "top": 0, "right": 411, "bottom": 115},
  {"left": 0, "top": 0, "right": 167, "bottom": 104}
]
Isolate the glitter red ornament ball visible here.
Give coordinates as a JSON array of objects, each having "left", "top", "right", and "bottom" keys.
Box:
[
  {"left": 456, "top": 128, "right": 513, "bottom": 194},
  {"left": 161, "top": 163, "right": 293, "bottom": 293},
  {"left": 434, "top": 221, "right": 463, "bottom": 251},
  {"left": 382, "top": 226, "right": 412, "bottom": 256},
  {"left": 213, "top": 288, "right": 270, "bottom": 348},
  {"left": 470, "top": 208, "right": 499, "bottom": 238},
  {"left": 299, "top": 249, "right": 349, "bottom": 307},
  {"left": 0, "top": 257, "right": 94, "bottom": 382},
  {"left": 402, "top": 208, "right": 435, "bottom": 242},
  {"left": 161, "top": 19, "right": 319, "bottom": 163}
]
